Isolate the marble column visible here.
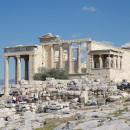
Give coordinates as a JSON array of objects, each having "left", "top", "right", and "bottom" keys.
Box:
[
  {"left": 116, "top": 56, "right": 118, "bottom": 69},
  {"left": 14, "top": 57, "right": 17, "bottom": 84},
  {"left": 24, "top": 58, "right": 29, "bottom": 80},
  {"left": 16, "top": 55, "right": 21, "bottom": 84},
  {"left": 4, "top": 56, "right": 9, "bottom": 96},
  {"left": 117, "top": 56, "right": 120, "bottom": 69},
  {"left": 50, "top": 45, "right": 54, "bottom": 68},
  {"left": 91, "top": 55, "right": 94, "bottom": 68},
  {"left": 99, "top": 55, "right": 102, "bottom": 68},
  {"left": 32, "top": 54, "right": 36, "bottom": 74},
  {"left": 59, "top": 44, "right": 63, "bottom": 68},
  {"left": 68, "top": 43, "right": 72, "bottom": 74},
  {"left": 77, "top": 42, "right": 81, "bottom": 73}
]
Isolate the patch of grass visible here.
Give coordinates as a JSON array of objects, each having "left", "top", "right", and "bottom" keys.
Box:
[
  {"left": 109, "top": 107, "right": 129, "bottom": 117},
  {"left": 100, "top": 108, "right": 103, "bottom": 111},
  {"left": 43, "top": 120, "right": 47, "bottom": 125},
  {"left": 75, "top": 120, "right": 84, "bottom": 126},
  {"left": 118, "top": 117, "right": 130, "bottom": 122},
  {"left": 34, "top": 113, "right": 80, "bottom": 130},
  {"left": 97, "top": 122, "right": 103, "bottom": 127},
  {"left": 19, "top": 120, "right": 24, "bottom": 123},
  {"left": 123, "top": 103, "right": 130, "bottom": 106},
  {"left": 77, "top": 106, "right": 98, "bottom": 111},
  {"left": 106, "top": 116, "right": 113, "bottom": 121}
]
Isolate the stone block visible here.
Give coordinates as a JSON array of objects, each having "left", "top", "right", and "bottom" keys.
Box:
[{"left": 0, "top": 118, "right": 5, "bottom": 128}]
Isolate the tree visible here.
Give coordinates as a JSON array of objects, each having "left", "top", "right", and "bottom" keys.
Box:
[{"left": 33, "top": 67, "right": 69, "bottom": 81}]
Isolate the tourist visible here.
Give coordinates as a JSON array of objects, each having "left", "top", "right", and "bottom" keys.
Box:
[
  {"left": 34, "top": 92, "right": 38, "bottom": 102},
  {"left": 19, "top": 92, "right": 24, "bottom": 102},
  {"left": 6, "top": 96, "right": 11, "bottom": 104},
  {"left": 16, "top": 94, "right": 19, "bottom": 104},
  {"left": 24, "top": 92, "right": 29, "bottom": 103},
  {"left": 12, "top": 94, "right": 16, "bottom": 104}
]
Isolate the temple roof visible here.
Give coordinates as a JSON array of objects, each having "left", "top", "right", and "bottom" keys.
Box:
[
  {"left": 3, "top": 44, "right": 38, "bottom": 49},
  {"left": 38, "top": 33, "right": 59, "bottom": 39}
]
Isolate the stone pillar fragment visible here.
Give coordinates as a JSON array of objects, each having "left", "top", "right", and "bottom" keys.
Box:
[
  {"left": 4, "top": 56, "right": 9, "bottom": 96},
  {"left": 59, "top": 44, "right": 63, "bottom": 68},
  {"left": 68, "top": 43, "right": 72, "bottom": 74},
  {"left": 17, "top": 55, "right": 21, "bottom": 84},
  {"left": 14, "top": 57, "right": 17, "bottom": 84},
  {"left": 77, "top": 42, "right": 81, "bottom": 73}
]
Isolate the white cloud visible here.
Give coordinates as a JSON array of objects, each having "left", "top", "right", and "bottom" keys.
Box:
[
  {"left": 101, "top": 41, "right": 114, "bottom": 46},
  {"left": 72, "top": 33, "right": 81, "bottom": 38},
  {"left": 82, "top": 6, "right": 96, "bottom": 12},
  {"left": 11, "top": 41, "right": 17, "bottom": 45},
  {"left": 121, "top": 42, "right": 130, "bottom": 47}
]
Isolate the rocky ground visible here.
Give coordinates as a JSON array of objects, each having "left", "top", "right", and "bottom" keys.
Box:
[
  {"left": 0, "top": 77, "right": 130, "bottom": 130},
  {"left": 0, "top": 101, "right": 130, "bottom": 130}
]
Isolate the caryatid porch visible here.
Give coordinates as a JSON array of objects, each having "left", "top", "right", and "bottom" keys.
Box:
[{"left": 89, "top": 49, "right": 123, "bottom": 80}]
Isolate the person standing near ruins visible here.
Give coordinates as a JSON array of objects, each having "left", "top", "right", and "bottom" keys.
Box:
[
  {"left": 24, "top": 92, "right": 29, "bottom": 103},
  {"left": 16, "top": 94, "right": 19, "bottom": 104},
  {"left": 19, "top": 92, "right": 24, "bottom": 102},
  {"left": 34, "top": 91, "right": 38, "bottom": 102},
  {"left": 12, "top": 94, "right": 16, "bottom": 103},
  {"left": 6, "top": 96, "right": 11, "bottom": 104}
]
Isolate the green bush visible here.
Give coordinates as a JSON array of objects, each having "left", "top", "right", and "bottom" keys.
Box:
[{"left": 33, "top": 67, "right": 69, "bottom": 81}]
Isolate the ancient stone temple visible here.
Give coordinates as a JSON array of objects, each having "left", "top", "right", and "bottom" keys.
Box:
[{"left": 3, "top": 33, "right": 130, "bottom": 96}]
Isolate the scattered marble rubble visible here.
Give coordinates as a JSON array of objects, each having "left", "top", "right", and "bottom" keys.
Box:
[{"left": 0, "top": 77, "right": 130, "bottom": 129}]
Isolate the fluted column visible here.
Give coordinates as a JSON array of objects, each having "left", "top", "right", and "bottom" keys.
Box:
[
  {"left": 77, "top": 42, "right": 81, "bottom": 73},
  {"left": 117, "top": 56, "right": 120, "bottom": 69},
  {"left": 68, "top": 43, "right": 72, "bottom": 74},
  {"left": 14, "top": 57, "right": 17, "bottom": 84},
  {"left": 59, "top": 44, "right": 63, "bottom": 68},
  {"left": 91, "top": 55, "right": 94, "bottom": 68},
  {"left": 4, "top": 56, "right": 9, "bottom": 96},
  {"left": 17, "top": 55, "right": 21, "bottom": 84},
  {"left": 116, "top": 56, "right": 118, "bottom": 69},
  {"left": 99, "top": 55, "right": 102, "bottom": 68},
  {"left": 50, "top": 45, "right": 54, "bottom": 68}
]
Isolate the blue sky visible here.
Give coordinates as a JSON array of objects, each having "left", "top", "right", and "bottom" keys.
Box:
[{"left": 0, "top": 0, "right": 130, "bottom": 80}]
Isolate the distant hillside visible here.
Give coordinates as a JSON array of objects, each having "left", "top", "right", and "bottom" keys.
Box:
[{"left": 0, "top": 79, "right": 15, "bottom": 86}]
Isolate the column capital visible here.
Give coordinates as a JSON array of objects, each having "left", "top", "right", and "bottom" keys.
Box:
[
  {"left": 77, "top": 42, "right": 81, "bottom": 45},
  {"left": 16, "top": 55, "right": 20, "bottom": 58},
  {"left": 59, "top": 43, "right": 63, "bottom": 46},
  {"left": 68, "top": 43, "right": 72, "bottom": 46},
  {"left": 50, "top": 44, "right": 54, "bottom": 47},
  {"left": 5, "top": 56, "right": 9, "bottom": 59}
]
